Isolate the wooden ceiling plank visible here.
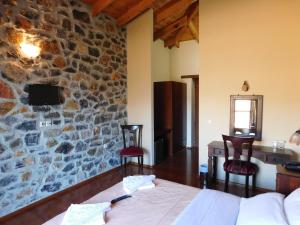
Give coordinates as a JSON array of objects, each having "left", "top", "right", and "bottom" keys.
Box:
[
  {"left": 165, "top": 36, "right": 176, "bottom": 48},
  {"left": 117, "top": 0, "right": 154, "bottom": 27},
  {"left": 155, "top": 0, "right": 193, "bottom": 24},
  {"left": 154, "top": 16, "right": 187, "bottom": 40},
  {"left": 92, "top": 0, "right": 115, "bottom": 16},
  {"left": 175, "top": 26, "right": 189, "bottom": 47},
  {"left": 82, "top": 0, "right": 97, "bottom": 4},
  {"left": 165, "top": 26, "right": 194, "bottom": 48},
  {"left": 162, "top": 1, "right": 198, "bottom": 48},
  {"left": 186, "top": 1, "right": 198, "bottom": 20}
]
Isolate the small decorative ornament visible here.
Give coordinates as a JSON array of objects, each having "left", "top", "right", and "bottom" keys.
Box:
[
  {"left": 290, "top": 129, "right": 300, "bottom": 145},
  {"left": 241, "top": 81, "right": 249, "bottom": 92}
]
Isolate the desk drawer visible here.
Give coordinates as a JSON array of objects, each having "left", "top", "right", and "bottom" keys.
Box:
[
  {"left": 214, "top": 149, "right": 224, "bottom": 156},
  {"left": 266, "top": 155, "right": 285, "bottom": 164}
]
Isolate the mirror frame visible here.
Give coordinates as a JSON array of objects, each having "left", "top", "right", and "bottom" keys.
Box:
[{"left": 229, "top": 95, "right": 263, "bottom": 141}]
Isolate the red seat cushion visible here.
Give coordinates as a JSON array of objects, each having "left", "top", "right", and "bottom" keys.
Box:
[
  {"left": 120, "top": 146, "right": 143, "bottom": 156},
  {"left": 223, "top": 160, "right": 258, "bottom": 175}
]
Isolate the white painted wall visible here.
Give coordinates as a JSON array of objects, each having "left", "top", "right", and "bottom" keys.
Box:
[
  {"left": 198, "top": 0, "right": 300, "bottom": 189},
  {"left": 170, "top": 41, "right": 200, "bottom": 81},
  {"left": 170, "top": 41, "right": 200, "bottom": 147},
  {"left": 152, "top": 40, "right": 170, "bottom": 82},
  {"left": 127, "top": 10, "right": 154, "bottom": 165},
  {"left": 127, "top": 13, "right": 200, "bottom": 164}
]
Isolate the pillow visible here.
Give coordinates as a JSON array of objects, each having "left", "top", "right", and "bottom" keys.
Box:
[
  {"left": 284, "top": 188, "right": 300, "bottom": 225},
  {"left": 236, "top": 192, "right": 289, "bottom": 225}
]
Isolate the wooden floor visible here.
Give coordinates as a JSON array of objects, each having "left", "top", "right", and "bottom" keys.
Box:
[{"left": 1, "top": 148, "right": 268, "bottom": 225}]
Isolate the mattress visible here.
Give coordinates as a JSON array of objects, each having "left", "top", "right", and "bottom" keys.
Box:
[{"left": 43, "top": 179, "right": 200, "bottom": 225}]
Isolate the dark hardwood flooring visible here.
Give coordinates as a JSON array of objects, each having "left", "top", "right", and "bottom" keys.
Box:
[{"left": 1, "top": 148, "right": 269, "bottom": 225}]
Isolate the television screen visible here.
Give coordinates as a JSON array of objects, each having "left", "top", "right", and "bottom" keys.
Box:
[{"left": 28, "top": 84, "right": 64, "bottom": 106}]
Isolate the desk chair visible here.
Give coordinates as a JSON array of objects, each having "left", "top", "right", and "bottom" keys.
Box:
[
  {"left": 120, "top": 125, "right": 143, "bottom": 175},
  {"left": 222, "top": 135, "right": 258, "bottom": 197}
]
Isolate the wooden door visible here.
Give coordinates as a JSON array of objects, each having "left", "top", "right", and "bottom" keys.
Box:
[
  {"left": 172, "top": 82, "right": 187, "bottom": 153},
  {"left": 154, "top": 82, "right": 173, "bottom": 162}
]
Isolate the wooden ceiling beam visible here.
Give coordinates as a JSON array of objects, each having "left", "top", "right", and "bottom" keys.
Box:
[
  {"left": 188, "top": 19, "right": 198, "bottom": 41},
  {"left": 164, "top": 36, "right": 176, "bottom": 48},
  {"left": 186, "top": 1, "right": 198, "bottom": 20},
  {"left": 92, "top": 0, "right": 115, "bottom": 16},
  {"left": 154, "top": 16, "right": 187, "bottom": 41},
  {"left": 161, "top": 1, "right": 198, "bottom": 48},
  {"left": 155, "top": 0, "right": 193, "bottom": 24},
  {"left": 164, "top": 26, "right": 194, "bottom": 48},
  {"left": 186, "top": 1, "right": 199, "bottom": 41},
  {"left": 82, "top": 0, "right": 97, "bottom": 4},
  {"left": 117, "top": 0, "right": 154, "bottom": 27},
  {"left": 174, "top": 26, "right": 187, "bottom": 48}
]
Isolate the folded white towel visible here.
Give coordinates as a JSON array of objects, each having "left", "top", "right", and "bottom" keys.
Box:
[
  {"left": 138, "top": 181, "right": 155, "bottom": 190},
  {"left": 123, "top": 175, "right": 156, "bottom": 194},
  {"left": 61, "top": 202, "right": 111, "bottom": 225}
]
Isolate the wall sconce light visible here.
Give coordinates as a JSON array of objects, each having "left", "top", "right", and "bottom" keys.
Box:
[
  {"left": 241, "top": 81, "right": 249, "bottom": 92},
  {"left": 19, "top": 33, "right": 41, "bottom": 59},
  {"left": 290, "top": 129, "right": 300, "bottom": 145},
  {"left": 20, "top": 41, "right": 41, "bottom": 58}
]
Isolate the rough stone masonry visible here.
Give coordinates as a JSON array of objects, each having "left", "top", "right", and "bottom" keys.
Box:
[{"left": 0, "top": 0, "right": 127, "bottom": 216}]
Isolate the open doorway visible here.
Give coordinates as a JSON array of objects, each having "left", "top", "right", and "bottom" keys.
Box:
[{"left": 182, "top": 75, "right": 199, "bottom": 148}]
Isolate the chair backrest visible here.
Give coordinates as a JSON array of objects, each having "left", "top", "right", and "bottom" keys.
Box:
[
  {"left": 121, "top": 125, "right": 143, "bottom": 148},
  {"left": 222, "top": 135, "right": 254, "bottom": 163}
]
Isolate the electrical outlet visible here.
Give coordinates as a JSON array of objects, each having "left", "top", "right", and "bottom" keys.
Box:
[
  {"left": 45, "top": 120, "right": 52, "bottom": 126},
  {"left": 39, "top": 120, "right": 52, "bottom": 127},
  {"left": 39, "top": 121, "right": 46, "bottom": 127}
]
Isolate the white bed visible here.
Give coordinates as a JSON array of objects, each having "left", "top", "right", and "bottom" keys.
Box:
[
  {"left": 43, "top": 178, "right": 300, "bottom": 225},
  {"left": 43, "top": 179, "right": 199, "bottom": 225}
]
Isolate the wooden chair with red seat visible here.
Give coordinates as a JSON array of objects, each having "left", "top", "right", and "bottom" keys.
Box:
[
  {"left": 222, "top": 135, "right": 258, "bottom": 197},
  {"left": 120, "top": 125, "right": 144, "bottom": 175}
]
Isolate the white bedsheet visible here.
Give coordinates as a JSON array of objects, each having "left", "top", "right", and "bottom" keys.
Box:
[
  {"left": 173, "top": 189, "right": 241, "bottom": 225},
  {"left": 43, "top": 179, "right": 199, "bottom": 225}
]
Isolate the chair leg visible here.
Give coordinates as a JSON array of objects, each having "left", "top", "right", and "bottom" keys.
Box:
[
  {"left": 245, "top": 175, "right": 249, "bottom": 198},
  {"left": 124, "top": 157, "right": 127, "bottom": 175},
  {"left": 141, "top": 155, "right": 144, "bottom": 174},
  {"left": 252, "top": 174, "right": 256, "bottom": 195},
  {"left": 120, "top": 155, "right": 123, "bottom": 175},
  {"left": 224, "top": 172, "right": 229, "bottom": 192},
  {"left": 138, "top": 156, "right": 141, "bottom": 174}
]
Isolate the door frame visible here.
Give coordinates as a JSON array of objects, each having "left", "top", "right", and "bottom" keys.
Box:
[{"left": 181, "top": 75, "right": 199, "bottom": 148}]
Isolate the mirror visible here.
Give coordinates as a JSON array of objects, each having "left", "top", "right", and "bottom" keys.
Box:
[{"left": 230, "top": 95, "right": 263, "bottom": 140}]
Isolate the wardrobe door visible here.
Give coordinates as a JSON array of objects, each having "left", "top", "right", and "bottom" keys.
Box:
[
  {"left": 172, "top": 82, "right": 187, "bottom": 153},
  {"left": 154, "top": 82, "right": 173, "bottom": 162}
]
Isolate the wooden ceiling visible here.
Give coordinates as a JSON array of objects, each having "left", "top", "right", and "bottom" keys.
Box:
[{"left": 83, "top": 0, "right": 199, "bottom": 48}]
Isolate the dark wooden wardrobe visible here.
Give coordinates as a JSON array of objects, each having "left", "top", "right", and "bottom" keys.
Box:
[{"left": 154, "top": 81, "right": 187, "bottom": 164}]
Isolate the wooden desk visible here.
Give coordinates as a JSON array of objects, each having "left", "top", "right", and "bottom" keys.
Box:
[
  {"left": 276, "top": 165, "right": 300, "bottom": 195},
  {"left": 208, "top": 141, "right": 295, "bottom": 183}
]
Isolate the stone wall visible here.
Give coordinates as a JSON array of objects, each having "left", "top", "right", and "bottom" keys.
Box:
[{"left": 0, "top": 0, "right": 127, "bottom": 216}]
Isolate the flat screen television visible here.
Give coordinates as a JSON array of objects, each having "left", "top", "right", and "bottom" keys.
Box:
[{"left": 28, "top": 84, "right": 64, "bottom": 106}]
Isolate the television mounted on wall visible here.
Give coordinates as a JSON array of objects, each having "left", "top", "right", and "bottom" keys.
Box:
[{"left": 28, "top": 84, "right": 64, "bottom": 106}]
